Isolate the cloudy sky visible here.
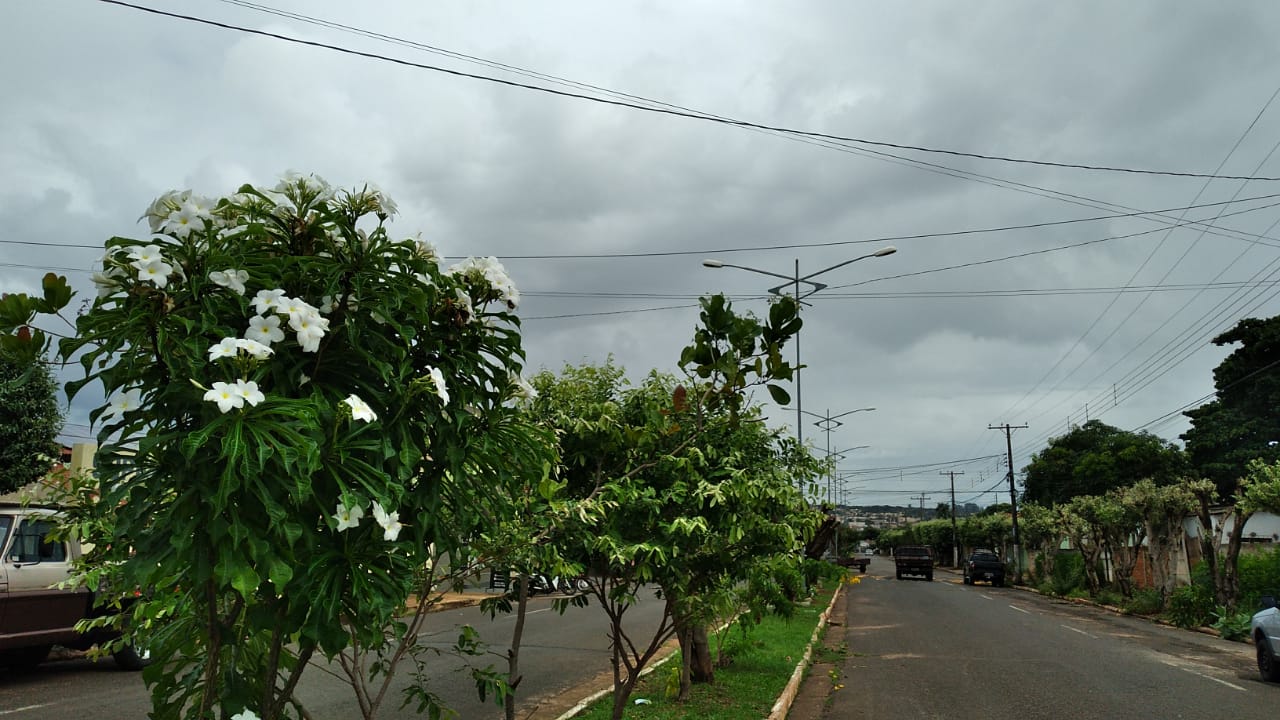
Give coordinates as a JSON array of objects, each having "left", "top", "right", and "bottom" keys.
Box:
[{"left": 6, "top": 1, "right": 1280, "bottom": 508}]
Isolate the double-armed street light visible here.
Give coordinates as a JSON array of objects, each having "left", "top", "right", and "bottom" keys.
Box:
[
  {"left": 784, "top": 407, "right": 876, "bottom": 503},
  {"left": 701, "top": 247, "right": 897, "bottom": 447}
]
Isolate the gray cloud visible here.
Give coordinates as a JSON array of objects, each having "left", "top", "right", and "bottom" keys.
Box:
[{"left": 5, "top": 0, "right": 1280, "bottom": 505}]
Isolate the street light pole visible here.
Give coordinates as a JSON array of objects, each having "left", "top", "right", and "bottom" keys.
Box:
[
  {"left": 702, "top": 247, "right": 896, "bottom": 446},
  {"left": 783, "top": 407, "right": 876, "bottom": 504}
]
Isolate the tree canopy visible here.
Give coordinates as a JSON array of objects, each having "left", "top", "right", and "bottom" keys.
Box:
[
  {"left": 1181, "top": 315, "right": 1280, "bottom": 497},
  {"left": 0, "top": 350, "right": 62, "bottom": 494},
  {"left": 1022, "top": 419, "right": 1187, "bottom": 506}
]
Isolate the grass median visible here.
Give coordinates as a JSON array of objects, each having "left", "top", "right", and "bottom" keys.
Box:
[{"left": 572, "top": 583, "right": 839, "bottom": 720}]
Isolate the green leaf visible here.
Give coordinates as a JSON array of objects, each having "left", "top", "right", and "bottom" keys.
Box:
[
  {"left": 766, "top": 384, "right": 791, "bottom": 405},
  {"left": 230, "top": 562, "right": 260, "bottom": 597},
  {"left": 268, "top": 558, "right": 294, "bottom": 589},
  {"left": 40, "top": 273, "right": 73, "bottom": 312}
]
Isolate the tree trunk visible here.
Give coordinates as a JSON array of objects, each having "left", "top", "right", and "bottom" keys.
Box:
[
  {"left": 1194, "top": 496, "right": 1222, "bottom": 602},
  {"left": 1222, "top": 509, "right": 1254, "bottom": 609},
  {"left": 688, "top": 625, "right": 714, "bottom": 683},
  {"left": 504, "top": 573, "right": 531, "bottom": 720}
]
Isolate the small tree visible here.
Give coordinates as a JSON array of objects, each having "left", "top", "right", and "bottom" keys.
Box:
[
  {"left": 0, "top": 349, "right": 62, "bottom": 494},
  {"left": 38, "top": 175, "right": 543, "bottom": 719},
  {"left": 1122, "top": 479, "right": 1196, "bottom": 599},
  {"left": 1198, "top": 460, "right": 1280, "bottom": 608}
]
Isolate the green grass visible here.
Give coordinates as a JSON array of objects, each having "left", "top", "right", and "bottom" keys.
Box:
[{"left": 572, "top": 586, "right": 837, "bottom": 720}]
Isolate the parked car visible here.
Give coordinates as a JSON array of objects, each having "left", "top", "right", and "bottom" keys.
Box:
[
  {"left": 1252, "top": 595, "right": 1280, "bottom": 681},
  {"left": 962, "top": 550, "right": 1006, "bottom": 587},
  {"left": 0, "top": 503, "right": 147, "bottom": 670},
  {"left": 894, "top": 545, "right": 934, "bottom": 581}
]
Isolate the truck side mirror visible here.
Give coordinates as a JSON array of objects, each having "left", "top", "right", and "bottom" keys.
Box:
[{"left": 1262, "top": 596, "right": 1276, "bottom": 610}]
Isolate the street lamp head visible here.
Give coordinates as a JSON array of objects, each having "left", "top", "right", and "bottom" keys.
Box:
[
  {"left": 873, "top": 246, "right": 897, "bottom": 257},
  {"left": 702, "top": 259, "right": 725, "bottom": 268}
]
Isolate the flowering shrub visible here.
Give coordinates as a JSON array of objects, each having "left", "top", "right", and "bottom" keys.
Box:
[{"left": 58, "top": 173, "right": 550, "bottom": 719}]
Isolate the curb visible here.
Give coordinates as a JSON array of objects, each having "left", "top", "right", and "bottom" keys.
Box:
[{"left": 767, "top": 584, "right": 844, "bottom": 720}]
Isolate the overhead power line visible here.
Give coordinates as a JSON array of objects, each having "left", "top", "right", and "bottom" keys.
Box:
[
  {"left": 101, "top": 0, "right": 1280, "bottom": 183},
  {"left": 10, "top": 190, "right": 1280, "bottom": 261},
  {"left": 488, "top": 193, "right": 1280, "bottom": 260},
  {"left": 195, "top": 0, "right": 1280, "bottom": 258},
  {"left": 829, "top": 199, "right": 1280, "bottom": 291}
]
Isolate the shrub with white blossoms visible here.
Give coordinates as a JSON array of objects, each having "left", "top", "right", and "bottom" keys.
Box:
[{"left": 58, "top": 173, "right": 554, "bottom": 720}]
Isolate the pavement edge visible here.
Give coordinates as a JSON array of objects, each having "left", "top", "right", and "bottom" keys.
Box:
[{"left": 767, "top": 583, "right": 845, "bottom": 720}]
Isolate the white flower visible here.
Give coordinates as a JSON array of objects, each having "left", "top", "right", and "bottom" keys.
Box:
[
  {"left": 414, "top": 238, "right": 440, "bottom": 261},
  {"left": 510, "top": 374, "right": 537, "bottom": 401},
  {"left": 372, "top": 501, "right": 403, "bottom": 542},
  {"left": 91, "top": 266, "right": 127, "bottom": 299},
  {"left": 102, "top": 388, "right": 143, "bottom": 421},
  {"left": 141, "top": 190, "right": 188, "bottom": 233},
  {"left": 279, "top": 296, "right": 319, "bottom": 321},
  {"left": 274, "top": 171, "right": 333, "bottom": 201},
  {"left": 186, "top": 194, "right": 216, "bottom": 218},
  {"left": 235, "top": 338, "right": 274, "bottom": 360},
  {"left": 203, "top": 381, "right": 244, "bottom": 413},
  {"left": 208, "top": 337, "right": 240, "bottom": 361},
  {"left": 426, "top": 366, "right": 450, "bottom": 406},
  {"left": 289, "top": 312, "right": 329, "bottom": 353},
  {"left": 136, "top": 258, "right": 174, "bottom": 288},
  {"left": 447, "top": 256, "right": 519, "bottom": 309},
  {"left": 453, "top": 288, "right": 474, "bottom": 323},
  {"left": 344, "top": 394, "right": 377, "bottom": 423},
  {"left": 333, "top": 501, "right": 364, "bottom": 532},
  {"left": 230, "top": 711, "right": 260, "bottom": 720},
  {"left": 164, "top": 203, "right": 203, "bottom": 238},
  {"left": 252, "top": 288, "right": 288, "bottom": 315},
  {"left": 245, "top": 315, "right": 286, "bottom": 345},
  {"left": 208, "top": 269, "right": 249, "bottom": 295},
  {"left": 127, "top": 244, "right": 164, "bottom": 267},
  {"left": 232, "top": 379, "right": 265, "bottom": 407}
]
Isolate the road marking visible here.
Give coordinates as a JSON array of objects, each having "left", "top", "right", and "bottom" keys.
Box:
[
  {"left": 1162, "top": 661, "right": 1247, "bottom": 692},
  {"left": 980, "top": 593, "right": 994, "bottom": 600},
  {"left": 498, "top": 607, "right": 552, "bottom": 621},
  {"left": 1009, "top": 604, "right": 1031, "bottom": 615},
  {"left": 0, "top": 705, "right": 52, "bottom": 716},
  {"left": 1062, "top": 624, "right": 1098, "bottom": 639}
]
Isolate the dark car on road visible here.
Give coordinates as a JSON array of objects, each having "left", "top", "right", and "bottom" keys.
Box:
[
  {"left": 963, "top": 549, "right": 1005, "bottom": 587},
  {"left": 894, "top": 545, "right": 934, "bottom": 581}
]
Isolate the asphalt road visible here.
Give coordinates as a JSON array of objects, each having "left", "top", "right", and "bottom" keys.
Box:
[
  {"left": 824, "top": 556, "right": 1274, "bottom": 719},
  {"left": 0, "top": 587, "right": 668, "bottom": 719}
]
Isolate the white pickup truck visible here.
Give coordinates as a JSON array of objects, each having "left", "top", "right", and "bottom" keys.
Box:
[{"left": 0, "top": 503, "right": 147, "bottom": 670}]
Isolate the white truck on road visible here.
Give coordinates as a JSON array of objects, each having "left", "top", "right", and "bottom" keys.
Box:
[{"left": 0, "top": 503, "right": 146, "bottom": 670}]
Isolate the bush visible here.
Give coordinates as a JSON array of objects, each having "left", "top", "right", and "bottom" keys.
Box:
[
  {"left": 1164, "top": 583, "right": 1215, "bottom": 629},
  {"left": 803, "top": 558, "right": 845, "bottom": 588},
  {"left": 1236, "top": 546, "right": 1280, "bottom": 610},
  {"left": 1211, "top": 606, "right": 1253, "bottom": 641},
  {"left": 1122, "top": 588, "right": 1163, "bottom": 616},
  {"left": 1050, "top": 552, "right": 1086, "bottom": 597},
  {"left": 1066, "top": 588, "right": 1091, "bottom": 601},
  {"left": 1093, "top": 589, "right": 1123, "bottom": 608}
]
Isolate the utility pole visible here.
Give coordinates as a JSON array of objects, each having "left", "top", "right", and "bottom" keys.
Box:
[
  {"left": 912, "top": 493, "right": 930, "bottom": 521},
  {"left": 989, "top": 423, "right": 1028, "bottom": 583},
  {"left": 941, "top": 470, "right": 964, "bottom": 567}
]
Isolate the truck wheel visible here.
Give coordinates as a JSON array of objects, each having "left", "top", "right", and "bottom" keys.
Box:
[
  {"left": 0, "top": 644, "right": 51, "bottom": 670},
  {"left": 113, "top": 642, "right": 152, "bottom": 671},
  {"left": 993, "top": 577, "right": 1004, "bottom": 588},
  {"left": 895, "top": 570, "right": 902, "bottom": 580},
  {"left": 925, "top": 572, "right": 933, "bottom": 581}
]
